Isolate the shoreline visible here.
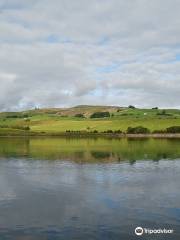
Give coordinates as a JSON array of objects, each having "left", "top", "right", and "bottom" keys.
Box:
[{"left": 0, "top": 132, "right": 180, "bottom": 138}]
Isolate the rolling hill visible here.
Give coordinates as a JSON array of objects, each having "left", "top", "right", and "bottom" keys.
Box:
[{"left": 0, "top": 105, "right": 180, "bottom": 136}]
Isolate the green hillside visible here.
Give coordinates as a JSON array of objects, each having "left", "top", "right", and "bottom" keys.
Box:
[{"left": 0, "top": 105, "right": 180, "bottom": 135}]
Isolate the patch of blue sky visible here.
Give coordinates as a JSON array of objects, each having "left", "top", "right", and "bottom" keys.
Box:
[
  {"left": 96, "top": 63, "right": 120, "bottom": 74},
  {"left": 163, "top": 53, "right": 180, "bottom": 64},
  {"left": 87, "top": 89, "right": 102, "bottom": 97},
  {"left": 46, "top": 34, "right": 72, "bottom": 44},
  {"left": 97, "top": 36, "right": 110, "bottom": 45},
  {"left": 46, "top": 35, "right": 59, "bottom": 43},
  {"left": 175, "top": 54, "right": 180, "bottom": 61}
]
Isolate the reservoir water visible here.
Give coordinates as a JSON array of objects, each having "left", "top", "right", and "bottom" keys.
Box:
[{"left": 0, "top": 137, "right": 179, "bottom": 239}]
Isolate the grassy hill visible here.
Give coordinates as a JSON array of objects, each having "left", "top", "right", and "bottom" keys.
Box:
[
  {"left": 24, "top": 105, "right": 122, "bottom": 117},
  {"left": 0, "top": 105, "right": 180, "bottom": 135}
]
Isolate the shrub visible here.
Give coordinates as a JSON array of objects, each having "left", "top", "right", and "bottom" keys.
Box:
[
  {"left": 106, "top": 130, "right": 113, "bottom": 133},
  {"left": 90, "top": 111, "right": 110, "bottom": 118},
  {"left": 166, "top": 126, "right": 180, "bottom": 133},
  {"left": 6, "top": 113, "right": 29, "bottom": 119},
  {"left": 153, "top": 129, "right": 167, "bottom": 134},
  {"left": 0, "top": 125, "right": 9, "bottom": 128},
  {"left": 6, "top": 115, "right": 18, "bottom": 118},
  {"left": 152, "top": 107, "right": 158, "bottom": 110},
  {"left": 0, "top": 125, "right": 30, "bottom": 131},
  {"left": 103, "top": 129, "right": 122, "bottom": 134},
  {"left": 128, "top": 105, "right": 136, "bottom": 109},
  {"left": 114, "top": 130, "right": 122, "bottom": 134},
  {"left": 13, "top": 126, "right": 30, "bottom": 131},
  {"left": 127, "top": 126, "right": 150, "bottom": 134},
  {"left": 157, "top": 110, "right": 172, "bottom": 116},
  {"left": 74, "top": 113, "right": 85, "bottom": 118},
  {"left": 23, "top": 126, "right": 30, "bottom": 131}
]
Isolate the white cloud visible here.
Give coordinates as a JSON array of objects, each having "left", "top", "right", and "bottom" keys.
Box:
[{"left": 0, "top": 0, "right": 180, "bottom": 110}]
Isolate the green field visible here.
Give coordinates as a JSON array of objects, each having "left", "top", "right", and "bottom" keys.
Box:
[{"left": 0, "top": 106, "right": 180, "bottom": 135}]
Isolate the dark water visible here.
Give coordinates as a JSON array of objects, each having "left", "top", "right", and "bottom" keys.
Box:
[{"left": 0, "top": 138, "right": 180, "bottom": 240}]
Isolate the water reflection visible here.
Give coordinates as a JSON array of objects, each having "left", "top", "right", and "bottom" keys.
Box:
[
  {"left": 0, "top": 137, "right": 180, "bottom": 162},
  {"left": 0, "top": 138, "right": 180, "bottom": 239}
]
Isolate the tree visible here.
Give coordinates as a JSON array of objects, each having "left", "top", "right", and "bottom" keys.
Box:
[
  {"left": 166, "top": 126, "right": 180, "bottom": 133},
  {"left": 127, "top": 126, "right": 150, "bottom": 134},
  {"left": 128, "top": 105, "right": 136, "bottom": 109},
  {"left": 90, "top": 112, "right": 110, "bottom": 118}
]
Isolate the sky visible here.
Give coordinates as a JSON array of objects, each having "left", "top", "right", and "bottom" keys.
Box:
[{"left": 0, "top": 0, "right": 180, "bottom": 111}]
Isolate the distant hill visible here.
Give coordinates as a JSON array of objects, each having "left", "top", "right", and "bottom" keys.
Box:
[{"left": 0, "top": 105, "right": 123, "bottom": 118}]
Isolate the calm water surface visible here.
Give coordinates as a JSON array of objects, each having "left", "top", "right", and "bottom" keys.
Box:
[{"left": 0, "top": 138, "right": 180, "bottom": 239}]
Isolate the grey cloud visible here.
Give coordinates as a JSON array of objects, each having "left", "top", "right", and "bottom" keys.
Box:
[{"left": 0, "top": 0, "right": 180, "bottom": 110}]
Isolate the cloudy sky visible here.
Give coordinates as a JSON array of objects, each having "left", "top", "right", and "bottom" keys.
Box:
[{"left": 0, "top": 0, "right": 180, "bottom": 111}]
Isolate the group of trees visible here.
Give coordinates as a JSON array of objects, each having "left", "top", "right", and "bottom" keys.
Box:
[
  {"left": 166, "top": 126, "right": 180, "bottom": 133},
  {"left": 127, "top": 126, "right": 150, "bottom": 134},
  {"left": 65, "top": 126, "right": 180, "bottom": 134},
  {"left": 5, "top": 114, "right": 29, "bottom": 119},
  {"left": 0, "top": 125, "right": 30, "bottom": 131},
  {"left": 74, "top": 111, "right": 112, "bottom": 119},
  {"left": 90, "top": 111, "right": 110, "bottom": 118},
  {"left": 126, "top": 126, "right": 180, "bottom": 134}
]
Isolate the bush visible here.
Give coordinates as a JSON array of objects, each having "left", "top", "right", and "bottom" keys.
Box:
[
  {"left": 74, "top": 113, "right": 85, "bottom": 118},
  {"left": 157, "top": 110, "right": 172, "bottom": 116},
  {"left": 106, "top": 130, "right": 113, "bottom": 133},
  {"left": 93, "top": 130, "right": 98, "bottom": 133},
  {"left": 13, "top": 126, "right": 30, "bottom": 131},
  {"left": 166, "top": 126, "right": 180, "bottom": 133},
  {"left": 114, "top": 130, "right": 122, "bottom": 134},
  {"left": 90, "top": 111, "right": 110, "bottom": 118},
  {"left": 6, "top": 113, "right": 29, "bottom": 119},
  {"left": 0, "top": 125, "right": 30, "bottom": 131},
  {"left": 152, "top": 129, "right": 167, "bottom": 134},
  {"left": 23, "top": 126, "right": 30, "bottom": 131},
  {"left": 6, "top": 115, "right": 18, "bottom": 118},
  {"left": 127, "top": 126, "right": 150, "bottom": 134},
  {"left": 128, "top": 105, "right": 136, "bottom": 109},
  {"left": 0, "top": 125, "right": 9, "bottom": 128},
  {"left": 103, "top": 129, "right": 122, "bottom": 134}
]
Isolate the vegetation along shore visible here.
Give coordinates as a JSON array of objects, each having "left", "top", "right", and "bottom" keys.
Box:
[{"left": 0, "top": 105, "right": 180, "bottom": 137}]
